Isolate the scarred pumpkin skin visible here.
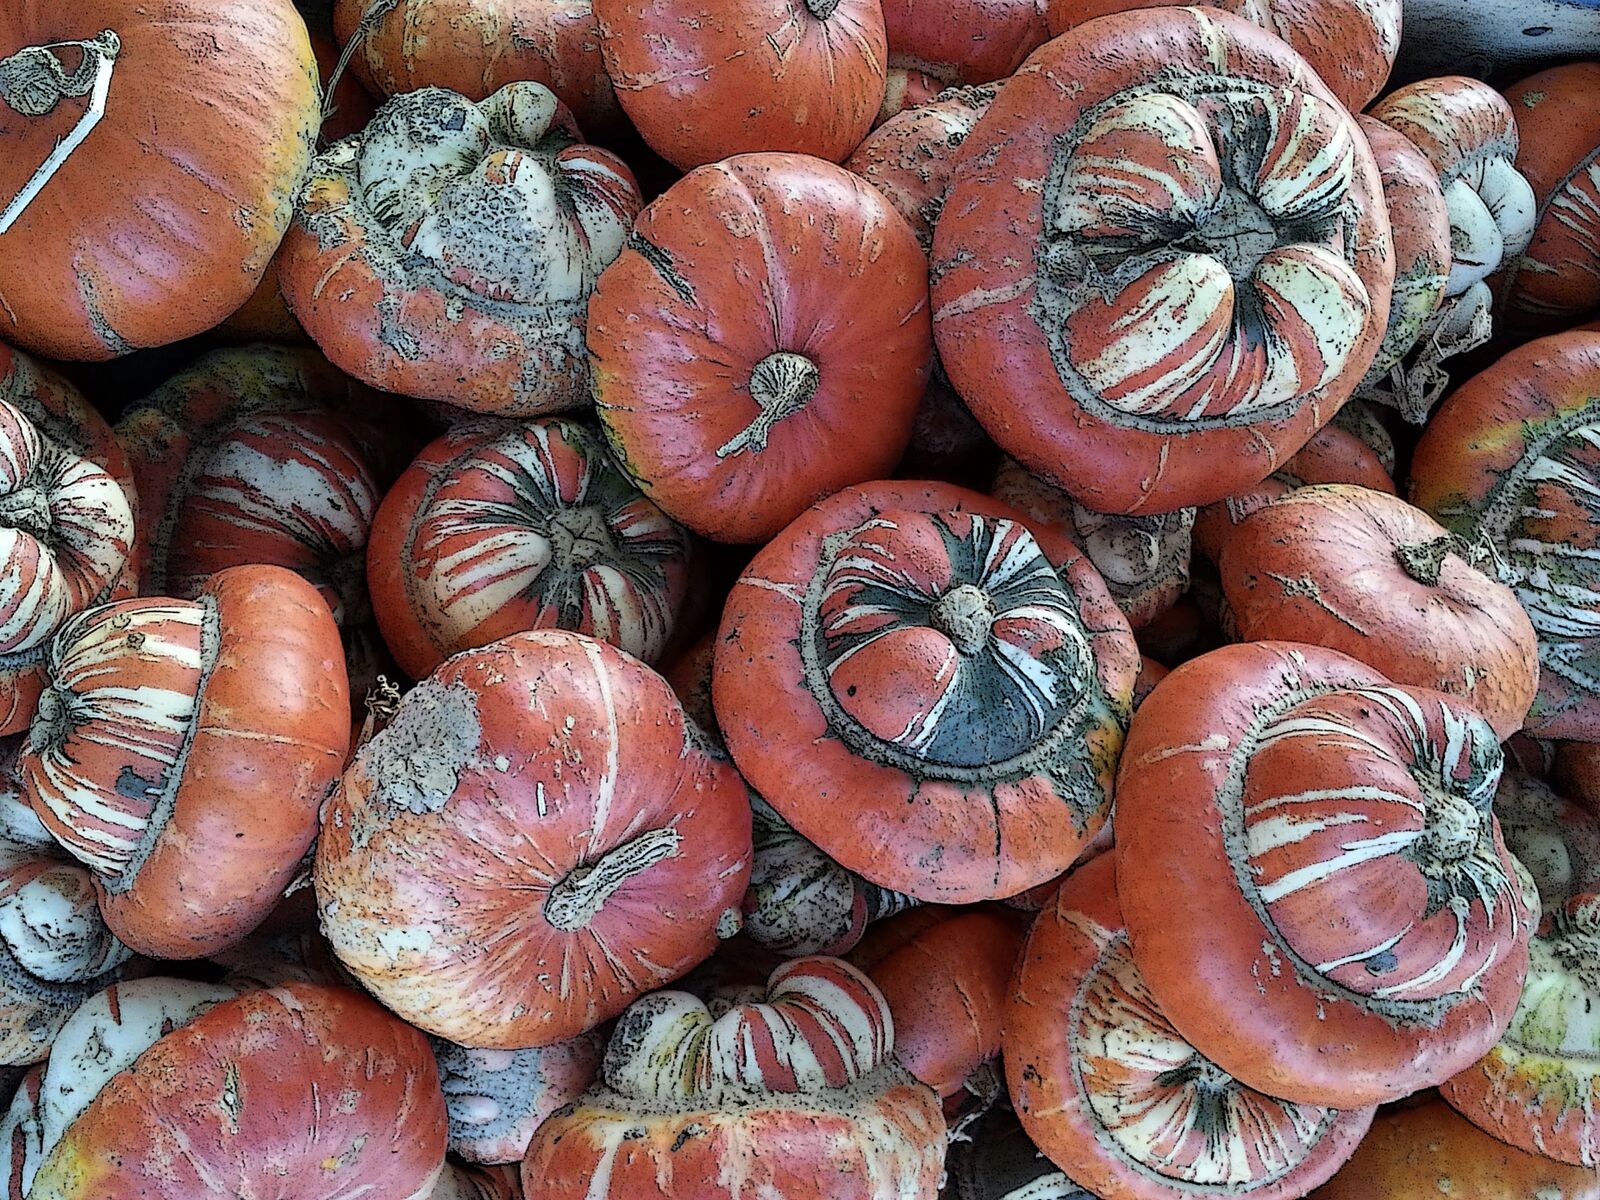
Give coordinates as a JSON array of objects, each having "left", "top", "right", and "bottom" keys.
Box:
[
  {"left": 591, "top": 0, "right": 886, "bottom": 170},
  {"left": 714, "top": 481, "right": 1138, "bottom": 904},
  {"left": 26, "top": 983, "right": 448, "bottom": 1200},
  {"left": 591, "top": 154, "right": 933, "bottom": 544},
  {"left": 1114, "top": 641, "right": 1536, "bottom": 1108},
  {"left": 1219, "top": 485, "right": 1540, "bottom": 739},
  {"left": 520, "top": 957, "right": 946, "bottom": 1200},
  {"left": 333, "top": 0, "right": 622, "bottom": 133},
  {"left": 1497, "top": 62, "right": 1600, "bottom": 337},
  {"left": 1006, "top": 854, "right": 1374, "bottom": 1200},
  {"left": 1410, "top": 331, "right": 1600, "bottom": 741},
  {"left": 932, "top": 7, "right": 1395, "bottom": 515},
  {"left": 1308, "top": 1095, "right": 1600, "bottom": 1200},
  {"left": 0, "top": 2, "right": 320, "bottom": 360},
  {"left": 20, "top": 565, "right": 351, "bottom": 961},
  {"left": 281, "top": 82, "right": 641, "bottom": 419},
  {"left": 432, "top": 1034, "right": 601, "bottom": 1165},
  {"left": 1044, "top": 0, "right": 1400, "bottom": 110},
  {"left": 368, "top": 418, "right": 691, "bottom": 679},
  {"left": 878, "top": 2, "right": 1046, "bottom": 118},
  {"left": 314, "top": 629, "right": 752, "bottom": 1048}
]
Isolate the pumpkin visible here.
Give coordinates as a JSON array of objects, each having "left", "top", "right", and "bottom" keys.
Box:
[
  {"left": 1351, "top": 115, "right": 1455, "bottom": 425},
  {"left": 20, "top": 565, "right": 351, "bottom": 960},
  {"left": 1557, "top": 740, "right": 1600, "bottom": 818},
  {"left": 992, "top": 459, "right": 1194, "bottom": 630},
  {"left": 368, "top": 417, "right": 691, "bottom": 680},
  {"left": 714, "top": 480, "right": 1139, "bottom": 903},
  {"left": 591, "top": 153, "right": 932, "bottom": 544},
  {"left": 1440, "top": 892, "right": 1600, "bottom": 1167},
  {"left": 26, "top": 983, "right": 447, "bottom": 1200},
  {"left": 1006, "top": 853, "right": 1374, "bottom": 1200},
  {"left": 932, "top": 7, "right": 1395, "bottom": 514},
  {"left": 314, "top": 629, "right": 752, "bottom": 1047},
  {"left": 1493, "top": 766, "right": 1600, "bottom": 916},
  {"left": 432, "top": 1034, "right": 601, "bottom": 1165},
  {"left": 943, "top": 1103, "right": 1097, "bottom": 1200},
  {"left": 1410, "top": 330, "right": 1600, "bottom": 741},
  {"left": 590, "top": 0, "right": 886, "bottom": 170},
  {"left": 1044, "top": 0, "right": 1400, "bottom": 110},
  {"left": 520, "top": 956, "right": 946, "bottom": 1200},
  {"left": 280, "top": 82, "right": 641, "bottom": 418},
  {"left": 1219, "top": 485, "right": 1540, "bottom": 740},
  {"left": 877, "top": 2, "right": 1045, "bottom": 121},
  {"left": 1329, "top": 398, "right": 1397, "bottom": 476},
  {"left": 333, "top": 0, "right": 621, "bottom": 133},
  {"left": 0, "top": 2, "right": 320, "bottom": 359},
  {"left": 1307, "top": 1094, "right": 1600, "bottom": 1200},
  {"left": 1114, "top": 641, "right": 1537, "bottom": 1107},
  {"left": 1496, "top": 62, "right": 1600, "bottom": 336}
]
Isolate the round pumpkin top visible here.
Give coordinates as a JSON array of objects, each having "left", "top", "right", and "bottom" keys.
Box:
[
  {"left": 714, "top": 480, "right": 1138, "bottom": 904},
  {"left": 1410, "top": 330, "right": 1600, "bottom": 741},
  {"left": 1006, "top": 853, "right": 1374, "bottom": 1200},
  {"left": 0, "top": 1, "right": 320, "bottom": 359},
  {"left": 590, "top": 152, "right": 933, "bottom": 544},
  {"left": 1114, "top": 640, "right": 1537, "bottom": 1108},
  {"left": 1219, "top": 484, "right": 1539, "bottom": 740},
  {"left": 932, "top": 5, "right": 1395, "bottom": 514},
  {"left": 314, "top": 629, "right": 752, "bottom": 1048}
]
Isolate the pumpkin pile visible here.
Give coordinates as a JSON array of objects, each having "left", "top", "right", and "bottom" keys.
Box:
[{"left": 0, "top": 2, "right": 1597, "bottom": 1197}]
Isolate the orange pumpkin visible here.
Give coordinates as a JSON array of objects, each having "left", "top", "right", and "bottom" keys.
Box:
[
  {"left": 591, "top": 0, "right": 886, "bottom": 170},
  {"left": 877, "top": 2, "right": 1045, "bottom": 121},
  {"left": 590, "top": 154, "right": 932, "bottom": 544},
  {"left": 932, "top": 7, "right": 1395, "bottom": 514},
  {"left": 0, "top": 2, "right": 320, "bottom": 359},
  {"left": 1557, "top": 740, "right": 1600, "bottom": 819}
]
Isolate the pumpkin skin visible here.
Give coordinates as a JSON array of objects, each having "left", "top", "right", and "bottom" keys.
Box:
[
  {"left": 520, "top": 957, "right": 946, "bottom": 1200},
  {"left": 432, "top": 1034, "right": 601, "bottom": 1165},
  {"left": 878, "top": 2, "right": 1046, "bottom": 118},
  {"left": 932, "top": 7, "right": 1395, "bottom": 515},
  {"left": 1307, "top": 1094, "right": 1600, "bottom": 1200},
  {"left": 1410, "top": 331, "right": 1600, "bottom": 741},
  {"left": 20, "top": 565, "right": 351, "bottom": 960},
  {"left": 1006, "top": 854, "right": 1374, "bottom": 1200},
  {"left": 433, "top": 1165, "right": 524, "bottom": 1200},
  {"left": 715, "top": 481, "right": 1139, "bottom": 904},
  {"left": 314, "top": 629, "right": 752, "bottom": 1048},
  {"left": 0, "top": 2, "right": 320, "bottom": 360},
  {"left": 1496, "top": 62, "right": 1600, "bottom": 336},
  {"left": 1114, "top": 641, "right": 1537, "bottom": 1107},
  {"left": 368, "top": 418, "right": 690, "bottom": 679},
  {"left": 591, "top": 0, "right": 886, "bottom": 170},
  {"left": 1557, "top": 741, "right": 1600, "bottom": 819},
  {"left": 1044, "top": 0, "right": 1400, "bottom": 110},
  {"left": 333, "top": 0, "right": 621, "bottom": 133},
  {"left": 1492, "top": 767, "right": 1600, "bottom": 918},
  {"left": 992, "top": 459, "right": 1194, "bottom": 630},
  {"left": 591, "top": 154, "right": 933, "bottom": 544},
  {"left": 1219, "top": 485, "right": 1540, "bottom": 739},
  {"left": 26, "top": 983, "right": 447, "bottom": 1200},
  {"left": 280, "top": 83, "right": 642, "bottom": 418}
]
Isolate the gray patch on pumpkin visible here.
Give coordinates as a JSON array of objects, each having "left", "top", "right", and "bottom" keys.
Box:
[{"left": 357, "top": 678, "right": 482, "bottom": 815}]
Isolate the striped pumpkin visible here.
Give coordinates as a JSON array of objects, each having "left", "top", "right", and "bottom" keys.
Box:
[
  {"left": 520, "top": 957, "right": 945, "bottom": 1199},
  {"left": 19, "top": 565, "right": 350, "bottom": 960},
  {"left": 1114, "top": 642, "right": 1537, "bottom": 1108},
  {"left": 932, "top": 6, "right": 1394, "bottom": 514},
  {"left": 368, "top": 417, "right": 690, "bottom": 680}
]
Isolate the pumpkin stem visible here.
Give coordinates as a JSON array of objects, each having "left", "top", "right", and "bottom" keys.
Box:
[
  {"left": 358, "top": 675, "right": 404, "bottom": 747},
  {"left": 716, "top": 352, "right": 821, "bottom": 459},
  {"left": 930, "top": 584, "right": 996, "bottom": 656},
  {"left": 0, "top": 32, "right": 120, "bottom": 236},
  {"left": 321, "top": 0, "right": 402, "bottom": 135},
  {"left": 0, "top": 483, "right": 53, "bottom": 545},
  {"left": 544, "top": 826, "right": 683, "bottom": 932},
  {"left": 547, "top": 507, "right": 616, "bottom": 573},
  {"left": 1393, "top": 536, "right": 1456, "bottom": 587},
  {"left": 806, "top": 0, "right": 843, "bottom": 16}
]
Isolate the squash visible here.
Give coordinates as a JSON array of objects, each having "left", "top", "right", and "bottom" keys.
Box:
[
  {"left": 432, "top": 1035, "right": 601, "bottom": 1165},
  {"left": 877, "top": 2, "right": 1044, "bottom": 122},
  {"left": 1491, "top": 765, "right": 1600, "bottom": 917}
]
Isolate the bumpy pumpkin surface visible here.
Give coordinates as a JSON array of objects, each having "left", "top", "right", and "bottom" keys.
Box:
[
  {"left": 1044, "top": 0, "right": 1400, "bottom": 110},
  {"left": 1411, "top": 331, "right": 1600, "bottom": 741},
  {"left": 1494, "top": 767, "right": 1600, "bottom": 917},
  {"left": 1007, "top": 854, "right": 1374, "bottom": 1200},
  {"left": 716, "top": 481, "right": 1138, "bottom": 903},
  {"left": 0, "top": 2, "right": 320, "bottom": 359},
  {"left": 1115, "top": 641, "right": 1537, "bottom": 1107},
  {"left": 20, "top": 565, "right": 351, "bottom": 960},
  {"left": 591, "top": 0, "right": 886, "bottom": 169},
  {"left": 432, "top": 1033, "right": 601, "bottom": 1164},
  {"left": 315, "top": 629, "right": 751, "bottom": 1047},
  {"left": 369, "top": 417, "right": 690, "bottom": 679},
  {"left": 520, "top": 956, "right": 946, "bottom": 1200},
  {"left": 932, "top": 7, "right": 1395, "bottom": 514},
  {"left": 281, "top": 82, "right": 641, "bottom": 418},
  {"left": 591, "top": 153, "right": 932, "bottom": 543},
  {"left": 26, "top": 983, "right": 448, "bottom": 1200},
  {"left": 878, "top": 2, "right": 1045, "bottom": 119},
  {"left": 333, "top": 0, "right": 621, "bottom": 132}
]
